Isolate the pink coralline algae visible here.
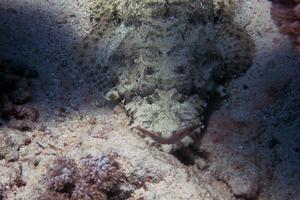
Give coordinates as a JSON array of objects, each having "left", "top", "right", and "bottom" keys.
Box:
[
  {"left": 271, "top": 0, "right": 300, "bottom": 52},
  {"left": 38, "top": 152, "right": 163, "bottom": 200},
  {"left": 39, "top": 153, "right": 125, "bottom": 200}
]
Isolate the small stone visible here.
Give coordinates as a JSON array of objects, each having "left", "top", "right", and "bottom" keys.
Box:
[
  {"left": 11, "top": 105, "right": 39, "bottom": 122},
  {"left": 0, "top": 132, "right": 14, "bottom": 160},
  {"left": 15, "top": 164, "right": 26, "bottom": 187},
  {"left": 89, "top": 117, "right": 97, "bottom": 125},
  {"left": 34, "top": 159, "right": 40, "bottom": 167},
  {"left": 194, "top": 157, "right": 208, "bottom": 170},
  {"left": 15, "top": 177, "right": 26, "bottom": 187},
  {"left": 56, "top": 15, "right": 68, "bottom": 24},
  {"left": 6, "top": 151, "right": 19, "bottom": 162},
  {"left": 24, "top": 138, "right": 32, "bottom": 145},
  {"left": 8, "top": 79, "right": 32, "bottom": 105},
  {"left": 104, "top": 89, "right": 120, "bottom": 101},
  {"left": 8, "top": 119, "right": 35, "bottom": 132},
  {"left": 216, "top": 85, "right": 227, "bottom": 98},
  {"left": 10, "top": 90, "right": 32, "bottom": 105},
  {"left": 113, "top": 105, "right": 124, "bottom": 115},
  {"left": 243, "top": 84, "right": 249, "bottom": 90},
  {"left": 38, "top": 124, "right": 47, "bottom": 132}
]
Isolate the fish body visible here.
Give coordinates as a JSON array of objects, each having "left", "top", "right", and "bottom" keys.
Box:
[{"left": 72, "top": 0, "right": 254, "bottom": 152}]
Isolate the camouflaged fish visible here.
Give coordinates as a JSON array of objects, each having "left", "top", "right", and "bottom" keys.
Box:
[{"left": 72, "top": 0, "right": 254, "bottom": 153}]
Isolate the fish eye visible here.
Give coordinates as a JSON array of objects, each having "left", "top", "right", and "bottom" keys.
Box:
[
  {"left": 145, "top": 66, "right": 155, "bottom": 75},
  {"left": 174, "top": 65, "right": 186, "bottom": 74}
]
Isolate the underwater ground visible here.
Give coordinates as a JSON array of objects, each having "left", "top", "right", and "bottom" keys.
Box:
[{"left": 0, "top": 0, "right": 299, "bottom": 199}]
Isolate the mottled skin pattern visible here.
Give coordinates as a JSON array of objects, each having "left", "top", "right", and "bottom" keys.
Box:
[{"left": 73, "top": 0, "right": 254, "bottom": 152}]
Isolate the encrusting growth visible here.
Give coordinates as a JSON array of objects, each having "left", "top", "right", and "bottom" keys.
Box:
[
  {"left": 39, "top": 153, "right": 125, "bottom": 200},
  {"left": 271, "top": 0, "right": 300, "bottom": 52}
]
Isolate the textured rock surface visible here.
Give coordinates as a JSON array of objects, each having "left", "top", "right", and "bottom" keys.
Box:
[{"left": 270, "top": 0, "right": 300, "bottom": 52}]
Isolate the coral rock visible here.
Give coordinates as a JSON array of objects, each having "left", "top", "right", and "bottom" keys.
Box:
[
  {"left": 37, "top": 191, "right": 69, "bottom": 200},
  {"left": 271, "top": 0, "right": 300, "bottom": 51},
  {"left": 45, "top": 157, "right": 79, "bottom": 191},
  {"left": 10, "top": 105, "right": 39, "bottom": 122},
  {"left": 40, "top": 153, "right": 127, "bottom": 200}
]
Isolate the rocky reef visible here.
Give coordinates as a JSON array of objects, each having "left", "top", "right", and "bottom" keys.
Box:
[
  {"left": 0, "top": 60, "right": 37, "bottom": 103},
  {"left": 0, "top": 59, "right": 38, "bottom": 130},
  {"left": 270, "top": 0, "right": 300, "bottom": 51}
]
